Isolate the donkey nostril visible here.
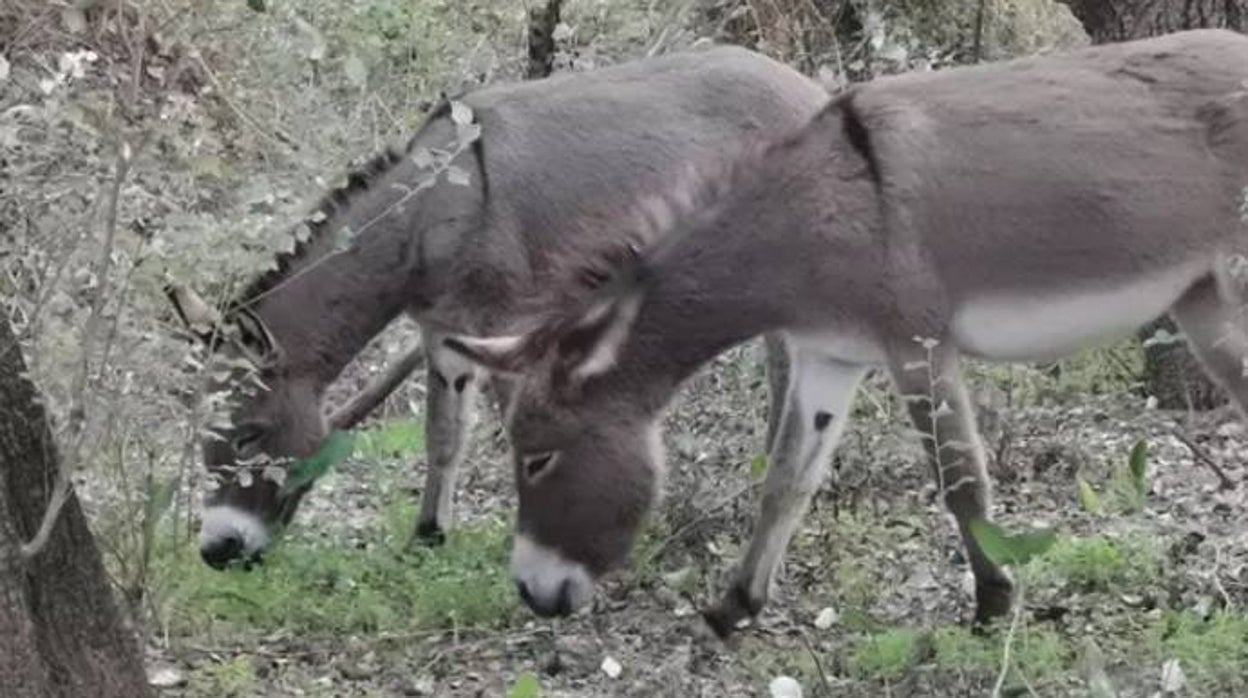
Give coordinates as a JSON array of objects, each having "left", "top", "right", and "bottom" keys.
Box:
[{"left": 200, "top": 534, "right": 245, "bottom": 570}]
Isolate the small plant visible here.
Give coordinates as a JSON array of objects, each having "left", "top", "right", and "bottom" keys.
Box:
[
  {"left": 1030, "top": 534, "right": 1160, "bottom": 593},
  {"left": 1150, "top": 611, "right": 1248, "bottom": 693},
  {"left": 933, "top": 625, "right": 1068, "bottom": 681},
  {"left": 850, "top": 628, "right": 920, "bottom": 680},
  {"left": 506, "top": 672, "right": 541, "bottom": 698},
  {"left": 190, "top": 656, "right": 257, "bottom": 697},
  {"left": 1077, "top": 439, "right": 1151, "bottom": 515}
]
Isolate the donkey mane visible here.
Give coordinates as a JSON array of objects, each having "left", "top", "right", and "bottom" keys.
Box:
[{"left": 233, "top": 102, "right": 456, "bottom": 308}]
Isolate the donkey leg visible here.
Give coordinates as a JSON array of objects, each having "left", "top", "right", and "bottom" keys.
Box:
[
  {"left": 762, "top": 333, "right": 792, "bottom": 455},
  {"left": 887, "top": 342, "right": 1013, "bottom": 625},
  {"left": 1170, "top": 274, "right": 1248, "bottom": 412},
  {"left": 704, "top": 348, "right": 867, "bottom": 638},
  {"left": 414, "top": 327, "right": 482, "bottom": 546}
]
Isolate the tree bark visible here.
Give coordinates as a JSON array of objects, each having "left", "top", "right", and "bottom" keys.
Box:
[
  {"left": 1060, "top": 0, "right": 1247, "bottom": 42},
  {"left": 1061, "top": 0, "right": 1244, "bottom": 409},
  {"left": 0, "top": 320, "right": 150, "bottom": 697}
]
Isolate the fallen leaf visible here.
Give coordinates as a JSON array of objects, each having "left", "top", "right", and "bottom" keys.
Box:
[{"left": 1161, "top": 658, "right": 1185, "bottom": 693}]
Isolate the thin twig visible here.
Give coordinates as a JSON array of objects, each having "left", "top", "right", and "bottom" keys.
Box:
[
  {"left": 991, "top": 585, "right": 1026, "bottom": 698},
  {"left": 21, "top": 139, "right": 132, "bottom": 559},
  {"left": 1172, "top": 429, "right": 1236, "bottom": 490},
  {"left": 798, "top": 629, "right": 834, "bottom": 697}
]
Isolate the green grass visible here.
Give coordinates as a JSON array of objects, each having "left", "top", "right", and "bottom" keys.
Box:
[
  {"left": 1149, "top": 611, "right": 1248, "bottom": 692},
  {"left": 932, "top": 625, "right": 1068, "bottom": 681},
  {"left": 1028, "top": 534, "right": 1160, "bottom": 593},
  {"left": 158, "top": 520, "right": 515, "bottom": 636},
  {"left": 155, "top": 415, "right": 516, "bottom": 638},
  {"left": 850, "top": 628, "right": 921, "bottom": 680},
  {"left": 354, "top": 417, "right": 426, "bottom": 460}
]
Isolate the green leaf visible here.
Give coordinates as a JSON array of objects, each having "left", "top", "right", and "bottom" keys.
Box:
[
  {"left": 1076, "top": 477, "right": 1102, "bottom": 515},
  {"left": 750, "top": 453, "right": 768, "bottom": 480},
  {"left": 283, "top": 431, "right": 355, "bottom": 494},
  {"left": 507, "top": 672, "right": 540, "bottom": 698},
  {"left": 1128, "top": 439, "right": 1148, "bottom": 496},
  {"left": 969, "top": 519, "right": 1057, "bottom": 567}
]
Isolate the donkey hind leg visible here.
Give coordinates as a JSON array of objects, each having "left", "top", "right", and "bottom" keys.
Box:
[
  {"left": 1170, "top": 274, "right": 1248, "bottom": 413},
  {"left": 762, "top": 333, "right": 792, "bottom": 455},
  {"left": 888, "top": 341, "right": 1013, "bottom": 625},
  {"left": 703, "top": 348, "right": 867, "bottom": 638},
  {"left": 414, "top": 327, "right": 482, "bottom": 547}
]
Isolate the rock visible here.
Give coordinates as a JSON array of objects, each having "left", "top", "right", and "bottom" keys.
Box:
[
  {"left": 769, "top": 675, "right": 804, "bottom": 698},
  {"left": 146, "top": 664, "right": 186, "bottom": 688},
  {"left": 601, "top": 656, "right": 622, "bottom": 679},
  {"left": 813, "top": 607, "right": 837, "bottom": 630}
]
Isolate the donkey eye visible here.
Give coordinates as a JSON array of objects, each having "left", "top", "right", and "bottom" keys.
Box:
[{"left": 522, "top": 452, "right": 558, "bottom": 482}]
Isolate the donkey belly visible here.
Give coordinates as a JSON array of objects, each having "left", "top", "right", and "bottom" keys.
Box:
[{"left": 951, "top": 264, "right": 1207, "bottom": 362}]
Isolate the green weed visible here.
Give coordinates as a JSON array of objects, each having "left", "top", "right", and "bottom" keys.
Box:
[
  {"left": 159, "top": 519, "right": 515, "bottom": 637},
  {"left": 850, "top": 628, "right": 921, "bottom": 680},
  {"left": 189, "top": 656, "right": 258, "bottom": 697},
  {"left": 1149, "top": 611, "right": 1248, "bottom": 692},
  {"left": 1029, "top": 534, "right": 1160, "bottom": 593}
]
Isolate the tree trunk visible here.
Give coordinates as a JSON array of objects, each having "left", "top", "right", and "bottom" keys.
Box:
[
  {"left": 1061, "top": 0, "right": 1244, "bottom": 409},
  {"left": 0, "top": 320, "right": 150, "bottom": 697},
  {"left": 1061, "top": 0, "right": 1248, "bottom": 42}
]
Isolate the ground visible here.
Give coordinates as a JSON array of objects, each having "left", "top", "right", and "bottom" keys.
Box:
[{"left": 143, "top": 335, "right": 1248, "bottom": 697}]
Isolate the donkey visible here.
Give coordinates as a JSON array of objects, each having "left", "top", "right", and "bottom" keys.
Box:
[
  {"left": 445, "top": 29, "right": 1248, "bottom": 633},
  {"left": 168, "top": 47, "right": 829, "bottom": 568}
]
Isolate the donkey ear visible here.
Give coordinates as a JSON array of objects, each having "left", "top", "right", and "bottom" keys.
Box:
[
  {"left": 165, "top": 283, "right": 223, "bottom": 341},
  {"left": 442, "top": 334, "right": 538, "bottom": 375},
  {"left": 230, "top": 307, "right": 281, "bottom": 367},
  {"left": 553, "top": 290, "right": 642, "bottom": 386}
]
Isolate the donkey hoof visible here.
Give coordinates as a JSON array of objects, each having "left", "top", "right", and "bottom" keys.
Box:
[
  {"left": 702, "top": 585, "right": 762, "bottom": 639},
  {"left": 702, "top": 605, "right": 745, "bottom": 640},
  {"left": 972, "top": 578, "right": 1015, "bottom": 630},
  {"left": 414, "top": 520, "right": 447, "bottom": 547}
]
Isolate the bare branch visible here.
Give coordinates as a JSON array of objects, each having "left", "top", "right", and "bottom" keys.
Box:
[{"left": 328, "top": 342, "right": 426, "bottom": 430}]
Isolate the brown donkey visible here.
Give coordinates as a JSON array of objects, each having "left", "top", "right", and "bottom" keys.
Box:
[
  {"left": 446, "top": 29, "right": 1248, "bottom": 632},
  {"left": 168, "top": 48, "right": 828, "bottom": 568}
]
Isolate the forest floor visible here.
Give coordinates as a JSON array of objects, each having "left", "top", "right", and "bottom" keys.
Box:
[{"left": 141, "top": 336, "right": 1248, "bottom": 697}]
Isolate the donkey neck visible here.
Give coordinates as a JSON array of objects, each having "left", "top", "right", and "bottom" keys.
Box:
[
  {"left": 252, "top": 221, "right": 421, "bottom": 384},
  {"left": 593, "top": 133, "right": 880, "bottom": 416}
]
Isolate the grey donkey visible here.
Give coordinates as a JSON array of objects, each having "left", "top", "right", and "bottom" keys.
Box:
[
  {"left": 445, "top": 29, "right": 1248, "bottom": 634},
  {"left": 168, "top": 46, "right": 829, "bottom": 567}
]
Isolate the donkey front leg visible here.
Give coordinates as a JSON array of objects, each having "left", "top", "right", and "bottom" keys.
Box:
[
  {"left": 887, "top": 341, "right": 1013, "bottom": 625},
  {"left": 414, "top": 327, "right": 483, "bottom": 546},
  {"left": 704, "top": 349, "right": 867, "bottom": 638}
]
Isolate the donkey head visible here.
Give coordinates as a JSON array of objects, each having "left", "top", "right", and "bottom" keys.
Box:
[
  {"left": 168, "top": 285, "right": 326, "bottom": 569},
  {"left": 446, "top": 287, "right": 663, "bottom": 617}
]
